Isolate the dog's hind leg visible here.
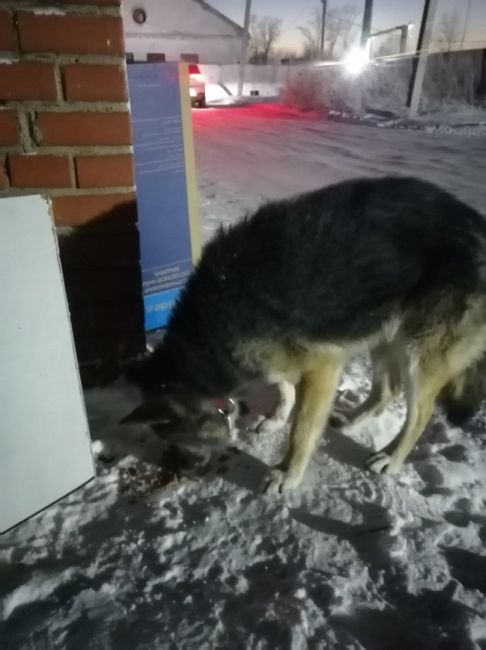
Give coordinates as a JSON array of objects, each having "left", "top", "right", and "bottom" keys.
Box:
[
  {"left": 267, "top": 352, "right": 344, "bottom": 493},
  {"left": 257, "top": 381, "right": 296, "bottom": 434},
  {"left": 331, "top": 344, "right": 401, "bottom": 429},
  {"left": 439, "top": 353, "right": 486, "bottom": 425},
  {"left": 366, "top": 350, "right": 433, "bottom": 474},
  {"left": 368, "top": 320, "right": 486, "bottom": 475},
  {"left": 367, "top": 343, "right": 456, "bottom": 474}
]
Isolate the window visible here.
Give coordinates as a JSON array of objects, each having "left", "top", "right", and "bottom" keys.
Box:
[
  {"left": 126, "top": 52, "right": 135, "bottom": 63},
  {"left": 180, "top": 53, "right": 199, "bottom": 63},
  {"left": 147, "top": 53, "right": 166, "bottom": 62}
]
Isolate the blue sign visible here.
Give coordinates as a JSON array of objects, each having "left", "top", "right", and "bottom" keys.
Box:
[{"left": 127, "top": 63, "right": 200, "bottom": 330}]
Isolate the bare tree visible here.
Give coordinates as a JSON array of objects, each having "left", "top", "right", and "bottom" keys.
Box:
[
  {"left": 298, "top": 8, "right": 321, "bottom": 60},
  {"left": 327, "top": 4, "right": 359, "bottom": 58},
  {"left": 437, "top": 9, "right": 461, "bottom": 52},
  {"left": 298, "top": 4, "right": 358, "bottom": 61},
  {"left": 249, "top": 15, "right": 282, "bottom": 64}
]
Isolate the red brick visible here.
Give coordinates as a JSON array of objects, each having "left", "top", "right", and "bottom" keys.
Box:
[
  {"left": 52, "top": 192, "right": 136, "bottom": 226},
  {"left": 75, "top": 154, "right": 134, "bottom": 188},
  {"left": 62, "top": 64, "right": 127, "bottom": 102},
  {"left": 8, "top": 154, "right": 71, "bottom": 188},
  {"left": 17, "top": 12, "right": 124, "bottom": 56},
  {"left": 36, "top": 112, "right": 131, "bottom": 146},
  {"left": 0, "top": 110, "right": 19, "bottom": 145},
  {"left": 68, "top": 0, "right": 121, "bottom": 5},
  {"left": 0, "top": 158, "right": 8, "bottom": 190},
  {"left": 0, "top": 10, "right": 16, "bottom": 51},
  {"left": 0, "top": 63, "right": 57, "bottom": 101},
  {"left": 59, "top": 229, "right": 140, "bottom": 269}
]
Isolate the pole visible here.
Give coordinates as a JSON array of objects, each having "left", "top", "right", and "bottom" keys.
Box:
[
  {"left": 400, "top": 25, "right": 408, "bottom": 54},
  {"left": 460, "top": 0, "right": 472, "bottom": 51},
  {"left": 237, "top": 0, "right": 252, "bottom": 99},
  {"left": 361, "top": 0, "right": 373, "bottom": 48},
  {"left": 319, "top": 0, "right": 327, "bottom": 59},
  {"left": 406, "top": 0, "right": 439, "bottom": 117}
]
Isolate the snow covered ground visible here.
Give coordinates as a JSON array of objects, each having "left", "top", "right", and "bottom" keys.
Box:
[{"left": 2, "top": 104, "right": 486, "bottom": 649}]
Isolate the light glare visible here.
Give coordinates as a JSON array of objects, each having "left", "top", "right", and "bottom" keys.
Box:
[{"left": 343, "top": 47, "right": 369, "bottom": 75}]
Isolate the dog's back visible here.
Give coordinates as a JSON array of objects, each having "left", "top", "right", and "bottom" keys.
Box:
[{"left": 171, "top": 176, "right": 486, "bottom": 354}]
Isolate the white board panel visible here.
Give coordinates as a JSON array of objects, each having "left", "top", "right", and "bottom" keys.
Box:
[{"left": 0, "top": 195, "right": 94, "bottom": 533}]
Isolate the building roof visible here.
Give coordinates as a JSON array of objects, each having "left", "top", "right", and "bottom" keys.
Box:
[{"left": 194, "top": 0, "right": 243, "bottom": 36}]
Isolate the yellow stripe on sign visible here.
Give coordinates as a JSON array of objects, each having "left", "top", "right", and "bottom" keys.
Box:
[{"left": 178, "top": 62, "right": 201, "bottom": 264}]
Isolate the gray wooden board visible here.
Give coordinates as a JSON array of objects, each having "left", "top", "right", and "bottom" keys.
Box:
[{"left": 0, "top": 195, "right": 94, "bottom": 533}]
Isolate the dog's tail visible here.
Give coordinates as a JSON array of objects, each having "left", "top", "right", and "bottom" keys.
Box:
[{"left": 439, "top": 354, "right": 486, "bottom": 426}]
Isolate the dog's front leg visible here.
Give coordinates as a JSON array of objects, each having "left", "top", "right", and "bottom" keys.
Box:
[{"left": 267, "top": 354, "right": 343, "bottom": 493}]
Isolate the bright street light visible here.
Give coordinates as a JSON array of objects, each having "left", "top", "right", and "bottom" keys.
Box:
[{"left": 343, "top": 46, "right": 370, "bottom": 75}]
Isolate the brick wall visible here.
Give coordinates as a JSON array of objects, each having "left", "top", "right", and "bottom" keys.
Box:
[{"left": 0, "top": 0, "right": 145, "bottom": 385}]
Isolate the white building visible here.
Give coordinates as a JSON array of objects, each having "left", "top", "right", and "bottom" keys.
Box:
[{"left": 122, "top": 0, "right": 243, "bottom": 64}]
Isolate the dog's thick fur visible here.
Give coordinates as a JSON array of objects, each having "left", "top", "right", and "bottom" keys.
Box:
[{"left": 125, "top": 177, "right": 486, "bottom": 491}]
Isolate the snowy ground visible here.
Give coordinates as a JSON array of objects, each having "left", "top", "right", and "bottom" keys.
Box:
[{"left": 2, "top": 104, "right": 486, "bottom": 649}]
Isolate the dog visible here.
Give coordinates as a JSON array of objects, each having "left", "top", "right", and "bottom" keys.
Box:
[{"left": 122, "top": 176, "right": 486, "bottom": 492}]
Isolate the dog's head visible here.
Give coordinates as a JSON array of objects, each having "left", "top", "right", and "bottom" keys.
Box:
[{"left": 120, "top": 352, "right": 233, "bottom": 442}]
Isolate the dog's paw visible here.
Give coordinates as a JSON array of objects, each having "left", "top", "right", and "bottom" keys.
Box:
[
  {"left": 257, "top": 416, "right": 286, "bottom": 435},
  {"left": 366, "top": 451, "right": 401, "bottom": 475},
  {"left": 264, "top": 468, "right": 301, "bottom": 495}
]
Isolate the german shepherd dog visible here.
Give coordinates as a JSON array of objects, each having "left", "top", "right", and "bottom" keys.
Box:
[{"left": 123, "top": 177, "right": 486, "bottom": 492}]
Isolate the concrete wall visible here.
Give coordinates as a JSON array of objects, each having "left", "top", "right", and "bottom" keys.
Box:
[{"left": 123, "top": 0, "right": 242, "bottom": 64}]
